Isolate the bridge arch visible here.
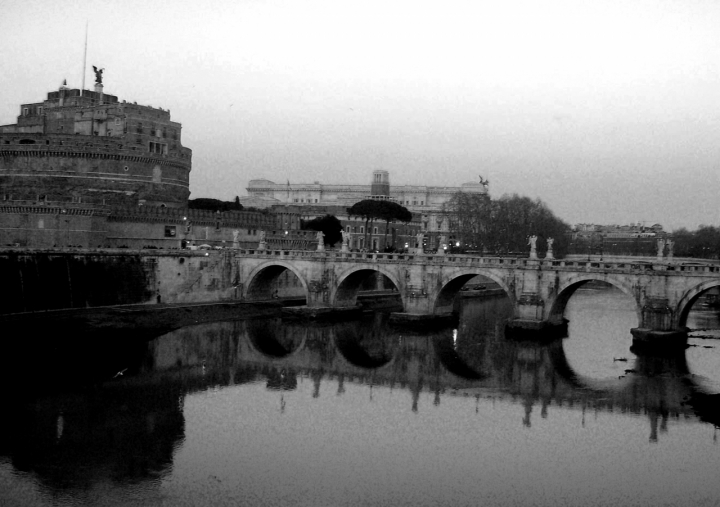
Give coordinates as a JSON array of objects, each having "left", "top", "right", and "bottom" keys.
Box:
[
  {"left": 331, "top": 265, "right": 404, "bottom": 308},
  {"left": 433, "top": 268, "right": 513, "bottom": 314},
  {"left": 675, "top": 280, "right": 720, "bottom": 328},
  {"left": 548, "top": 275, "right": 641, "bottom": 325},
  {"left": 244, "top": 260, "right": 309, "bottom": 301},
  {"left": 245, "top": 318, "right": 308, "bottom": 359},
  {"left": 332, "top": 323, "right": 397, "bottom": 369}
]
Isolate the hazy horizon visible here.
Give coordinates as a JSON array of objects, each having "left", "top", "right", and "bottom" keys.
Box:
[{"left": 2, "top": 0, "right": 719, "bottom": 231}]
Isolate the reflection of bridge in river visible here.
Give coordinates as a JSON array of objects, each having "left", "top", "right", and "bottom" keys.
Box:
[
  {"left": 150, "top": 306, "right": 720, "bottom": 433},
  {"left": 3, "top": 301, "right": 720, "bottom": 496}
]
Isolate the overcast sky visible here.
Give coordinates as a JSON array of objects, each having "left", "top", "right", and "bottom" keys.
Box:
[{"left": 2, "top": 0, "right": 719, "bottom": 230}]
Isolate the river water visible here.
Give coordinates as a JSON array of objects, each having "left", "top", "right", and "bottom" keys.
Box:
[{"left": 2, "top": 285, "right": 720, "bottom": 507}]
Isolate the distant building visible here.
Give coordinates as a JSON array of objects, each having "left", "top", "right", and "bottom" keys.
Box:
[
  {"left": 244, "top": 170, "right": 488, "bottom": 251},
  {"left": 568, "top": 222, "right": 666, "bottom": 257},
  {"left": 571, "top": 222, "right": 664, "bottom": 240}
]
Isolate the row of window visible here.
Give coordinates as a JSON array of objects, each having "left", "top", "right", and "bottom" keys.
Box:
[
  {"left": 344, "top": 226, "right": 414, "bottom": 235},
  {"left": 293, "top": 198, "right": 318, "bottom": 203},
  {"left": 166, "top": 225, "right": 261, "bottom": 238}
]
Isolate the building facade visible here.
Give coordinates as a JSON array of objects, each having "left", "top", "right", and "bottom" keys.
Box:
[{"left": 245, "top": 170, "right": 489, "bottom": 251}]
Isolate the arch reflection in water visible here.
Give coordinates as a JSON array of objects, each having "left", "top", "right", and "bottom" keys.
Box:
[
  {"left": 333, "top": 313, "right": 397, "bottom": 368},
  {"left": 247, "top": 318, "right": 306, "bottom": 358},
  {"left": 561, "top": 281, "right": 639, "bottom": 380},
  {"left": 684, "top": 289, "right": 720, "bottom": 386},
  {"left": 433, "top": 294, "right": 514, "bottom": 380}
]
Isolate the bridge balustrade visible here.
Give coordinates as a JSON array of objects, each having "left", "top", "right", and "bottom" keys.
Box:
[{"left": 232, "top": 248, "right": 720, "bottom": 278}]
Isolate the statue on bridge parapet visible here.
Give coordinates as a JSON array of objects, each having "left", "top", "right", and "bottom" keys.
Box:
[
  {"left": 341, "top": 230, "right": 350, "bottom": 253},
  {"left": 546, "top": 237, "right": 554, "bottom": 260},
  {"left": 316, "top": 231, "right": 325, "bottom": 252},
  {"left": 657, "top": 238, "right": 665, "bottom": 260},
  {"left": 667, "top": 239, "right": 674, "bottom": 260},
  {"left": 416, "top": 232, "right": 424, "bottom": 254},
  {"left": 258, "top": 230, "right": 267, "bottom": 251},
  {"left": 528, "top": 235, "right": 538, "bottom": 259}
]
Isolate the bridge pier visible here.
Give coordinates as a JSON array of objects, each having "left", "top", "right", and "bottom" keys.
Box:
[{"left": 630, "top": 297, "right": 688, "bottom": 353}]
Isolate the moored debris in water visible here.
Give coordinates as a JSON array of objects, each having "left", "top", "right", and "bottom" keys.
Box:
[
  {"left": 281, "top": 305, "right": 363, "bottom": 321},
  {"left": 613, "top": 357, "right": 628, "bottom": 362},
  {"left": 688, "top": 334, "right": 720, "bottom": 340},
  {"left": 388, "top": 312, "right": 458, "bottom": 330},
  {"left": 624, "top": 368, "right": 638, "bottom": 374}
]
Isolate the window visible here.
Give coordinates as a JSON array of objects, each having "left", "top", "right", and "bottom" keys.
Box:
[
  {"left": 164, "top": 226, "right": 177, "bottom": 237},
  {"left": 360, "top": 227, "right": 364, "bottom": 234},
  {"left": 346, "top": 226, "right": 350, "bottom": 232},
  {"left": 115, "top": 118, "right": 121, "bottom": 125},
  {"left": 314, "top": 199, "right": 318, "bottom": 203},
  {"left": 23, "top": 108, "right": 28, "bottom": 116},
  {"left": 421, "top": 201, "right": 424, "bottom": 205},
  {"left": 37, "top": 107, "right": 43, "bottom": 115},
  {"left": 149, "top": 141, "right": 168, "bottom": 154},
  {"left": 374, "top": 227, "right": 378, "bottom": 234}
]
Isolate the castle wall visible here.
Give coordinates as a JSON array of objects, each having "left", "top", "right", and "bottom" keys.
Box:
[
  {"left": 0, "top": 250, "right": 155, "bottom": 313},
  {"left": 0, "top": 249, "right": 244, "bottom": 314},
  {"left": 0, "top": 206, "right": 107, "bottom": 248},
  {"left": 0, "top": 135, "right": 191, "bottom": 207},
  {"left": 0, "top": 204, "right": 284, "bottom": 249}
]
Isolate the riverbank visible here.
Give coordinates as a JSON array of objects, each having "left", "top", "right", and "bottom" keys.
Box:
[{"left": 1, "top": 300, "right": 284, "bottom": 341}]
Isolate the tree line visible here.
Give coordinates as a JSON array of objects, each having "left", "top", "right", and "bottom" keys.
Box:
[
  {"left": 442, "top": 192, "right": 571, "bottom": 256},
  {"left": 670, "top": 226, "right": 720, "bottom": 259},
  {"left": 302, "top": 200, "right": 414, "bottom": 249}
]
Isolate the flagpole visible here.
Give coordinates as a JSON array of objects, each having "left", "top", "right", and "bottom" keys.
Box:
[{"left": 81, "top": 21, "right": 88, "bottom": 96}]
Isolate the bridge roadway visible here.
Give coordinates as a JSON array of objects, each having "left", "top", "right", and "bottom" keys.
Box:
[{"left": 234, "top": 249, "right": 720, "bottom": 350}]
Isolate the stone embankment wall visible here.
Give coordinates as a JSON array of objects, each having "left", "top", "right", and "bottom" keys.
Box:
[{"left": 0, "top": 249, "right": 240, "bottom": 314}]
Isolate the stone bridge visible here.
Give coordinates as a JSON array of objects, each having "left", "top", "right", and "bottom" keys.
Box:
[{"left": 234, "top": 249, "right": 720, "bottom": 349}]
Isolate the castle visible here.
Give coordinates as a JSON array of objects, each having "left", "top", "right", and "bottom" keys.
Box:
[
  {"left": 0, "top": 77, "right": 191, "bottom": 208},
  {"left": 0, "top": 76, "right": 274, "bottom": 249}
]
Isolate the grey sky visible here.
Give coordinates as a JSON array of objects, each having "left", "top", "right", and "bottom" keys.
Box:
[{"left": 2, "top": 0, "right": 719, "bottom": 230}]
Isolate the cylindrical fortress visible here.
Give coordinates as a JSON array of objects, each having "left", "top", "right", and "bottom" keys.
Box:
[
  {"left": 0, "top": 82, "right": 192, "bottom": 208},
  {"left": 0, "top": 134, "right": 191, "bottom": 207}
]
